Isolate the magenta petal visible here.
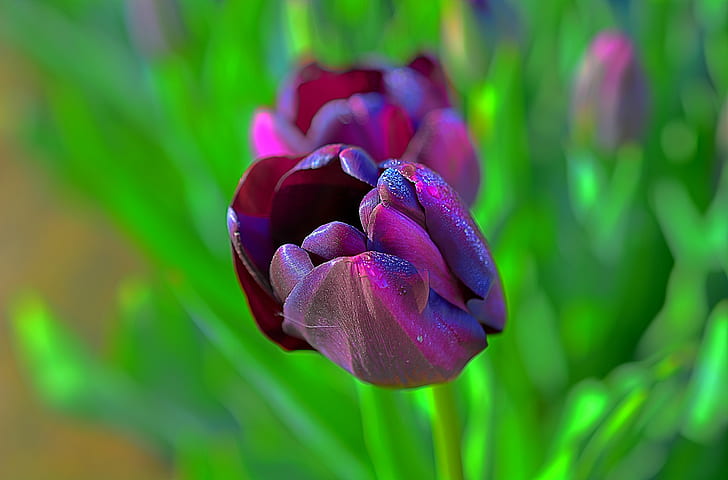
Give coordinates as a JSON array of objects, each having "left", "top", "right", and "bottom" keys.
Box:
[
  {"left": 383, "top": 161, "right": 506, "bottom": 331},
  {"left": 250, "top": 109, "right": 309, "bottom": 158},
  {"left": 301, "top": 221, "right": 367, "bottom": 261},
  {"left": 367, "top": 204, "right": 467, "bottom": 310},
  {"left": 270, "top": 146, "right": 378, "bottom": 245},
  {"left": 307, "top": 94, "right": 415, "bottom": 162},
  {"left": 279, "top": 63, "right": 385, "bottom": 134},
  {"left": 270, "top": 244, "right": 315, "bottom": 302},
  {"left": 282, "top": 252, "right": 486, "bottom": 387},
  {"left": 402, "top": 109, "right": 481, "bottom": 207}
]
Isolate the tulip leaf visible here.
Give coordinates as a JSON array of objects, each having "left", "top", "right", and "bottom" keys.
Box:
[{"left": 683, "top": 300, "right": 728, "bottom": 442}]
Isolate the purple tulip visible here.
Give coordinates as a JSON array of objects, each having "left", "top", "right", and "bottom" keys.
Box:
[
  {"left": 571, "top": 31, "right": 648, "bottom": 151},
  {"left": 228, "top": 145, "right": 505, "bottom": 388},
  {"left": 251, "top": 55, "right": 482, "bottom": 206}
]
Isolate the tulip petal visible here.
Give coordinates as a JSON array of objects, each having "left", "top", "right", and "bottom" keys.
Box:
[
  {"left": 381, "top": 161, "right": 506, "bottom": 332},
  {"left": 307, "top": 93, "right": 414, "bottom": 162},
  {"left": 358, "top": 188, "right": 381, "bottom": 233},
  {"left": 385, "top": 65, "right": 450, "bottom": 125},
  {"left": 270, "top": 244, "right": 315, "bottom": 302},
  {"left": 232, "top": 249, "right": 311, "bottom": 351},
  {"left": 402, "top": 109, "right": 481, "bottom": 206},
  {"left": 407, "top": 55, "right": 450, "bottom": 96},
  {"left": 301, "top": 221, "right": 368, "bottom": 262},
  {"left": 376, "top": 167, "right": 426, "bottom": 227},
  {"left": 279, "top": 63, "right": 385, "bottom": 134},
  {"left": 271, "top": 146, "right": 379, "bottom": 246},
  {"left": 282, "top": 251, "right": 486, "bottom": 387},
  {"left": 229, "top": 155, "right": 301, "bottom": 277},
  {"left": 367, "top": 204, "right": 467, "bottom": 310},
  {"left": 250, "top": 109, "right": 309, "bottom": 158}
]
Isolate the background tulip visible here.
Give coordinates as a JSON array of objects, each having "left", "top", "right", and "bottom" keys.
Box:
[
  {"left": 571, "top": 31, "right": 648, "bottom": 152},
  {"left": 251, "top": 56, "right": 482, "bottom": 206},
  {"left": 228, "top": 145, "right": 504, "bottom": 387}
]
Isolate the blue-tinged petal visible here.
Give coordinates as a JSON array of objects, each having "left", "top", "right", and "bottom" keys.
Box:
[
  {"left": 402, "top": 109, "right": 481, "bottom": 207},
  {"left": 376, "top": 167, "right": 426, "bottom": 227},
  {"left": 301, "top": 221, "right": 368, "bottom": 262},
  {"left": 293, "top": 144, "right": 380, "bottom": 186},
  {"left": 250, "top": 109, "right": 309, "bottom": 158},
  {"left": 270, "top": 244, "right": 315, "bottom": 302},
  {"left": 383, "top": 162, "right": 506, "bottom": 332},
  {"left": 403, "top": 55, "right": 451, "bottom": 114},
  {"left": 367, "top": 203, "right": 467, "bottom": 310},
  {"left": 307, "top": 93, "right": 414, "bottom": 162},
  {"left": 282, "top": 251, "right": 486, "bottom": 387},
  {"left": 384, "top": 63, "right": 450, "bottom": 125},
  {"left": 358, "top": 188, "right": 381, "bottom": 233},
  {"left": 270, "top": 145, "right": 378, "bottom": 246}
]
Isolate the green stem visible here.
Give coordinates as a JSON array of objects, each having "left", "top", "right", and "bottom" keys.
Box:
[
  {"left": 357, "top": 383, "right": 431, "bottom": 480},
  {"left": 430, "top": 382, "right": 465, "bottom": 480}
]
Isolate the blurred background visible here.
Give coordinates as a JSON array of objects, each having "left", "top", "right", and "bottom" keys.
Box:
[{"left": 0, "top": 1, "right": 726, "bottom": 479}]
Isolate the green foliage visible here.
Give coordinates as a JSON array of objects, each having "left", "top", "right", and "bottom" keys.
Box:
[{"left": 1, "top": 0, "right": 726, "bottom": 479}]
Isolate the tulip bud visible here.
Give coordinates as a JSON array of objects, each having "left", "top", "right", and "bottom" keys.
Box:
[
  {"left": 571, "top": 31, "right": 648, "bottom": 152},
  {"left": 125, "top": 0, "right": 185, "bottom": 57}
]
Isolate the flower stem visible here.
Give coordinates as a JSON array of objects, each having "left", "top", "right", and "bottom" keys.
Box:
[{"left": 430, "top": 382, "right": 464, "bottom": 480}]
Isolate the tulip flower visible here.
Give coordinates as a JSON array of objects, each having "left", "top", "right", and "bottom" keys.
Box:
[
  {"left": 125, "top": 0, "right": 185, "bottom": 57},
  {"left": 251, "top": 55, "right": 482, "bottom": 206},
  {"left": 227, "top": 145, "right": 505, "bottom": 387},
  {"left": 571, "top": 31, "right": 648, "bottom": 152}
]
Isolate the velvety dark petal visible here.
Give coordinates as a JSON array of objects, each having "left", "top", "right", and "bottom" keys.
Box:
[
  {"left": 367, "top": 203, "right": 467, "bottom": 310},
  {"left": 250, "top": 109, "right": 309, "bottom": 158},
  {"left": 307, "top": 93, "right": 414, "bottom": 162},
  {"left": 282, "top": 251, "right": 486, "bottom": 387},
  {"left": 279, "top": 63, "right": 385, "bottom": 134},
  {"left": 271, "top": 146, "right": 378, "bottom": 246},
  {"left": 301, "top": 221, "right": 367, "bottom": 261},
  {"left": 383, "top": 161, "right": 506, "bottom": 331},
  {"left": 270, "top": 244, "right": 315, "bottom": 303},
  {"left": 376, "top": 167, "right": 426, "bottom": 227},
  {"left": 402, "top": 109, "right": 481, "bottom": 207},
  {"left": 467, "top": 280, "right": 506, "bottom": 333},
  {"left": 229, "top": 155, "right": 301, "bottom": 277},
  {"left": 295, "top": 144, "right": 380, "bottom": 186},
  {"left": 232, "top": 249, "right": 311, "bottom": 351},
  {"left": 358, "top": 188, "right": 381, "bottom": 233},
  {"left": 407, "top": 55, "right": 449, "bottom": 90}
]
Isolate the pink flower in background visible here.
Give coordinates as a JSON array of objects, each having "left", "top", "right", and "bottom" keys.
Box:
[{"left": 571, "top": 31, "right": 648, "bottom": 151}]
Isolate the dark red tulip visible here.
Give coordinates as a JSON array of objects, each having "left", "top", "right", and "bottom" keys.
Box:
[
  {"left": 251, "top": 55, "right": 481, "bottom": 206},
  {"left": 228, "top": 145, "right": 505, "bottom": 388}
]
